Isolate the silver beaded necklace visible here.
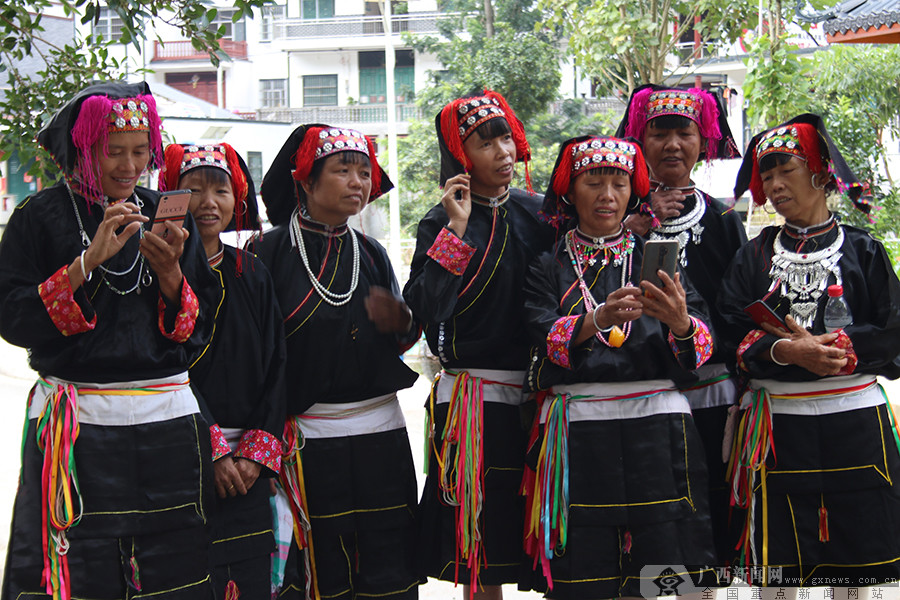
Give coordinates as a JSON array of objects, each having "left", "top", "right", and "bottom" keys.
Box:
[
  {"left": 648, "top": 191, "right": 705, "bottom": 267},
  {"left": 65, "top": 180, "right": 151, "bottom": 295},
  {"left": 289, "top": 207, "right": 359, "bottom": 307}
]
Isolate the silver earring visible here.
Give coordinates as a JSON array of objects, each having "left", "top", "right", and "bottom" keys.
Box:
[
  {"left": 560, "top": 195, "right": 572, "bottom": 206},
  {"left": 811, "top": 173, "right": 826, "bottom": 190}
]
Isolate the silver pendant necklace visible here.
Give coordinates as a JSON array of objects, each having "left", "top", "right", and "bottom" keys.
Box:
[
  {"left": 66, "top": 180, "right": 151, "bottom": 295},
  {"left": 289, "top": 207, "right": 359, "bottom": 307},
  {"left": 768, "top": 225, "right": 844, "bottom": 329},
  {"left": 649, "top": 191, "right": 705, "bottom": 267}
]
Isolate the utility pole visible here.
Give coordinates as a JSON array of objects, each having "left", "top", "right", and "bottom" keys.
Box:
[{"left": 382, "top": 0, "right": 402, "bottom": 267}]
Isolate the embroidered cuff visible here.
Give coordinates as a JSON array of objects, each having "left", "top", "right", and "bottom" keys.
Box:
[
  {"left": 547, "top": 315, "right": 579, "bottom": 369},
  {"left": 667, "top": 316, "right": 713, "bottom": 367},
  {"left": 38, "top": 265, "right": 96, "bottom": 336},
  {"left": 831, "top": 330, "right": 858, "bottom": 376},
  {"left": 736, "top": 329, "right": 767, "bottom": 373},
  {"left": 210, "top": 424, "right": 231, "bottom": 461},
  {"left": 158, "top": 277, "right": 198, "bottom": 343},
  {"left": 235, "top": 429, "right": 282, "bottom": 474},
  {"left": 426, "top": 228, "right": 476, "bottom": 276}
]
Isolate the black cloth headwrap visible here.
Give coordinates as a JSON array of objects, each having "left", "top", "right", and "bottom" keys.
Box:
[
  {"left": 734, "top": 113, "right": 868, "bottom": 214},
  {"left": 37, "top": 81, "right": 152, "bottom": 175},
  {"left": 539, "top": 135, "right": 651, "bottom": 234},
  {"left": 615, "top": 83, "right": 741, "bottom": 161},
  {"left": 228, "top": 150, "right": 261, "bottom": 232},
  {"left": 260, "top": 123, "right": 394, "bottom": 227}
]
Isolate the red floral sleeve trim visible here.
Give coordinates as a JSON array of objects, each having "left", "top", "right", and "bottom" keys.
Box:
[
  {"left": 426, "top": 227, "right": 476, "bottom": 276},
  {"left": 210, "top": 424, "right": 231, "bottom": 461},
  {"left": 38, "top": 265, "right": 96, "bottom": 336},
  {"left": 547, "top": 315, "right": 579, "bottom": 369},
  {"left": 831, "top": 329, "right": 858, "bottom": 376},
  {"left": 667, "top": 316, "right": 713, "bottom": 367},
  {"left": 158, "top": 277, "right": 198, "bottom": 343},
  {"left": 235, "top": 429, "right": 282, "bottom": 474},
  {"left": 736, "top": 329, "right": 767, "bottom": 373}
]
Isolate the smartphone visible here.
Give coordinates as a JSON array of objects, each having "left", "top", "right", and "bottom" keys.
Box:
[
  {"left": 639, "top": 239, "right": 679, "bottom": 293},
  {"left": 743, "top": 300, "right": 788, "bottom": 331},
  {"left": 151, "top": 190, "right": 192, "bottom": 239}
]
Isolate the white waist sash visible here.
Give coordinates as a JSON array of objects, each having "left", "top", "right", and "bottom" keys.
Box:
[
  {"left": 742, "top": 374, "right": 882, "bottom": 416},
  {"left": 544, "top": 379, "right": 688, "bottom": 423},
  {"left": 683, "top": 362, "right": 738, "bottom": 410},
  {"left": 295, "top": 393, "right": 405, "bottom": 439},
  {"left": 29, "top": 373, "right": 197, "bottom": 426},
  {"left": 435, "top": 368, "right": 526, "bottom": 406}
]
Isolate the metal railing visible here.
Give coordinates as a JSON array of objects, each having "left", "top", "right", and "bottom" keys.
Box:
[
  {"left": 272, "top": 12, "right": 452, "bottom": 40},
  {"left": 152, "top": 39, "right": 248, "bottom": 61},
  {"left": 257, "top": 104, "right": 423, "bottom": 125}
]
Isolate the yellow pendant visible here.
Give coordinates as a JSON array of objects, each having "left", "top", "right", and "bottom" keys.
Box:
[{"left": 609, "top": 325, "right": 625, "bottom": 348}]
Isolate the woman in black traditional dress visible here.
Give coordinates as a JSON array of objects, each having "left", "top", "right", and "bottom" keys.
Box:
[
  {"left": 403, "top": 90, "right": 552, "bottom": 600},
  {"left": 253, "top": 125, "right": 420, "bottom": 600},
  {"left": 521, "top": 135, "right": 717, "bottom": 599},
  {"left": 160, "top": 142, "right": 287, "bottom": 599},
  {"left": 0, "top": 82, "right": 218, "bottom": 599},
  {"left": 719, "top": 114, "right": 900, "bottom": 587}
]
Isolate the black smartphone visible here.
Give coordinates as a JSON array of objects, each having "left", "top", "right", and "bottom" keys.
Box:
[
  {"left": 743, "top": 300, "right": 788, "bottom": 331},
  {"left": 640, "top": 239, "right": 679, "bottom": 293}
]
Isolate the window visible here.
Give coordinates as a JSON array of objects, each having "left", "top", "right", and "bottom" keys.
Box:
[
  {"left": 260, "top": 5, "right": 285, "bottom": 41},
  {"left": 210, "top": 8, "right": 245, "bottom": 41},
  {"left": 247, "top": 152, "right": 263, "bottom": 188},
  {"left": 93, "top": 7, "right": 124, "bottom": 41},
  {"left": 358, "top": 50, "right": 415, "bottom": 104},
  {"left": 302, "top": 75, "right": 338, "bottom": 106},
  {"left": 260, "top": 79, "right": 287, "bottom": 108},
  {"left": 301, "top": 0, "right": 334, "bottom": 19}
]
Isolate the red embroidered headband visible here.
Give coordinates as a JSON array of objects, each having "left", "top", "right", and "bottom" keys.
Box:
[
  {"left": 748, "top": 122, "right": 824, "bottom": 206},
  {"left": 159, "top": 143, "right": 249, "bottom": 205},
  {"left": 290, "top": 126, "right": 382, "bottom": 203},
  {"left": 624, "top": 87, "right": 724, "bottom": 160},
  {"left": 552, "top": 136, "right": 650, "bottom": 198}
]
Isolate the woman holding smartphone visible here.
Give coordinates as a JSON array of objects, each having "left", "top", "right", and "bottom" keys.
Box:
[
  {"left": 0, "top": 82, "right": 218, "bottom": 600},
  {"left": 521, "top": 135, "right": 717, "bottom": 599},
  {"left": 718, "top": 114, "right": 900, "bottom": 587}
]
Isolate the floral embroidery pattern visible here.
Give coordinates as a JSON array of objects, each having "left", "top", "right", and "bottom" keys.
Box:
[
  {"left": 832, "top": 330, "right": 857, "bottom": 376},
  {"left": 235, "top": 429, "right": 282, "bottom": 474},
  {"left": 736, "top": 329, "right": 767, "bottom": 373},
  {"left": 38, "top": 265, "right": 96, "bottom": 336},
  {"left": 158, "top": 277, "right": 199, "bottom": 343},
  {"left": 547, "top": 315, "right": 579, "bottom": 369},
  {"left": 426, "top": 227, "right": 476, "bottom": 276},
  {"left": 210, "top": 424, "right": 230, "bottom": 461},
  {"left": 667, "top": 316, "right": 713, "bottom": 367}
]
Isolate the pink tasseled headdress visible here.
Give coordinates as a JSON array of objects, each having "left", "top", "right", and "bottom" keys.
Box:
[{"left": 624, "top": 87, "right": 724, "bottom": 161}]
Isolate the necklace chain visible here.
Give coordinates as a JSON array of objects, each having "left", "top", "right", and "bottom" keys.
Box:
[
  {"left": 290, "top": 207, "right": 359, "bottom": 307},
  {"left": 65, "top": 180, "right": 150, "bottom": 295}
]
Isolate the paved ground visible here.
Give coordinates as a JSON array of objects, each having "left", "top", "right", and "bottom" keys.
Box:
[{"left": 0, "top": 341, "right": 897, "bottom": 598}]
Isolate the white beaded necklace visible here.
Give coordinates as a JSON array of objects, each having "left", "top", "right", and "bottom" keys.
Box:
[{"left": 289, "top": 207, "right": 359, "bottom": 307}]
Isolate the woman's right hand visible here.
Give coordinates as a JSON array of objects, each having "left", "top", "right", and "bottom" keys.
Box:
[
  {"left": 574, "top": 285, "right": 643, "bottom": 345},
  {"left": 441, "top": 173, "right": 472, "bottom": 238},
  {"left": 763, "top": 315, "right": 848, "bottom": 376},
  {"left": 214, "top": 456, "right": 248, "bottom": 499}
]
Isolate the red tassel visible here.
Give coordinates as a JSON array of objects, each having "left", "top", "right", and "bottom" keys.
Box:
[
  {"left": 795, "top": 122, "right": 825, "bottom": 177},
  {"left": 818, "top": 504, "right": 829, "bottom": 542},
  {"left": 552, "top": 141, "right": 575, "bottom": 197},
  {"left": 484, "top": 89, "right": 530, "bottom": 163},
  {"left": 291, "top": 126, "right": 324, "bottom": 184},
  {"left": 632, "top": 144, "right": 651, "bottom": 198},
  {"left": 159, "top": 144, "right": 185, "bottom": 193},
  {"left": 221, "top": 143, "right": 248, "bottom": 206},
  {"left": 224, "top": 579, "right": 240, "bottom": 600},
  {"left": 365, "top": 135, "right": 383, "bottom": 202},
  {"left": 440, "top": 99, "right": 470, "bottom": 172},
  {"left": 749, "top": 145, "right": 766, "bottom": 206}
]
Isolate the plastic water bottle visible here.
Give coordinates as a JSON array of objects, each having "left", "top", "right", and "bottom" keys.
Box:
[{"left": 823, "top": 284, "right": 853, "bottom": 332}]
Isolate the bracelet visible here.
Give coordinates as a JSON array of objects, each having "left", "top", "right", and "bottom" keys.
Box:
[
  {"left": 591, "top": 303, "right": 614, "bottom": 333},
  {"left": 80, "top": 250, "right": 92, "bottom": 282},
  {"left": 769, "top": 338, "right": 791, "bottom": 366},
  {"left": 671, "top": 318, "right": 695, "bottom": 341}
]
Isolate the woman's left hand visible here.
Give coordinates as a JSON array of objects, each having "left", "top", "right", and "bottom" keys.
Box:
[
  {"left": 364, "top": 286, "right": 413, "bottom": 334},
  {"left": 140, "top": 222, "right": 187, "bottom": 303},
  {"left": 639, "top": 270, "right": 692, "bottom": 337}
]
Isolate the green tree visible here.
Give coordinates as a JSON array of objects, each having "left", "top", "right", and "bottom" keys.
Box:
[
  {"left": 0, "top": 0, "right": 269, "bottom": 179},
  {"left": 539, "top": 0, "right": 757, "bottom": 95}
]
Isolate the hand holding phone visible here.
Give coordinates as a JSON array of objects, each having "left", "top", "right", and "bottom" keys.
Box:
[
  {"left": 151, "top": 190, "right": 192, "bottom": 240},
  {"left": 640, "top": 239, "right": 679, "bottom": 295}
]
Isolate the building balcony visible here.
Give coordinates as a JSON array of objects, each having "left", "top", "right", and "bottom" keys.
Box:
[
  {"left": 152, "top": 39, "right": 248, "bottom": 62},
  {"left": 257, "top": 104, "right": 423, "bottom": 135},
  {"left": 269, "top": 12, "right": 452, "bottom": 41}
]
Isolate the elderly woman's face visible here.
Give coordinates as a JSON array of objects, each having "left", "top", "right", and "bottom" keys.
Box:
[
  {"left": 571, "top": 169, "right": 632, "bottom": 238},
  {"left": 95, "top": 131, "right": 151, "bottom": 200},
  {"left": 760, "top": 155, "right": 829, "bottom": 227}
]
